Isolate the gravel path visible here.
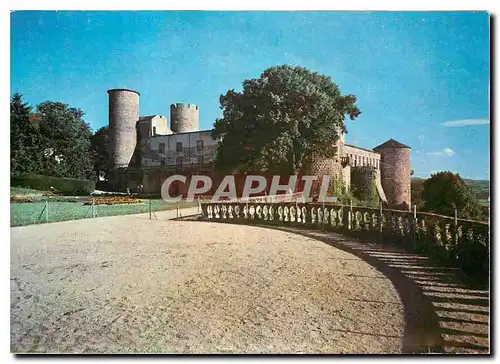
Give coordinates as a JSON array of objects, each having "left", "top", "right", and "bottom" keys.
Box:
[{"left": 11, "top": 213, "right": 405, "bottom": 354}]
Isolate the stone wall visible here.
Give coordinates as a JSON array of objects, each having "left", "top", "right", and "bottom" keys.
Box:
[
  {"left": 144, "top": 130, "right": 218, "bottom": 168},
  {"left": 300, "top": 157, "right": 343, "bottom": 196}
]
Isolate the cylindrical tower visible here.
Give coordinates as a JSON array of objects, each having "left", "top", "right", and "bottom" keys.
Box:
[
  {"left": 107, "top": 89, "right": 140, "bottom": 168},
  {"left": 373, "top": 139, "right": 411, "bottom": 210},
  {"left": 170, "top": 103, "right": 199, "bottom": 133}
]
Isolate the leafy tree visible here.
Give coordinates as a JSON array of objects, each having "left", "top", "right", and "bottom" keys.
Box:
[
  {"left": 90, "top": 126, "right": 109, "bottom": 181},
  {"left": 212, "top": 65, "right": 361, "bottom": 174},
  {"left": 10, "top": 93, "right": 41, "bottom": 174},
  {"left": 411, "top": 178, "right": 425, "bottom": 210},
  {"left": 421, "top": 171, "right": 482, "bottom": 219},
  {"left": 36, "top": 101, "right": 94, "bottom": 180}
]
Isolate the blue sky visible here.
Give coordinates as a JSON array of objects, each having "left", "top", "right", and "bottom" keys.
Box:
[{"left": 11, "top": 11, "right": 490, "bottom": 179}]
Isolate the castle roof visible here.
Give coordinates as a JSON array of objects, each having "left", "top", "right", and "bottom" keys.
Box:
[
  {"left": 344, "top": 144, "right": 380, "bottom": 154},
  {"left": 373, "top": 139, "right": 411, "bottom": 150},
  {"left": 139, "top": 115, "right": 162, "bottom": 121}
]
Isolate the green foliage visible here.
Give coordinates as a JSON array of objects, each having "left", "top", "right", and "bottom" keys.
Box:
[
  {"left": 10, "top": 93, "right": 42, "bottom": 174},
  {"left": 421, "top": 171, "right": 482, "bottom": 219},
  {"left": 212, "top": 65, "right": 361, "bottom": 174},
  {"left": 36, "top": 101, "right": 95, "bottom": 180},
  {"left": 413, "top": 177, "right": 489, "bottom": 219},
  {"left": 11, "top": 174, "right": 95, "bottom": 195},
  {"left": 330, "top": 177, "right": 353, "bottom": 205},
  {"left": 11, "top": 94, "right": 96, "bottom": 181},
  {"left": 411, "top": 178, "right": 425, "bottom": 210},
  {"left": 90, "top": 126, "right": 109, "bottom": 181},
  {"left": 350, "top": 167, "right": 379, "bottom": 207}
]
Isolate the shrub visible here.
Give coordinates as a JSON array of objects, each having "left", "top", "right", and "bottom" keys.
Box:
[
  {"left": 350, "top": 166, "right": 379, "bottom": 207},
  {"left": 11, "top": 173, "right": 95, "bottom": 196},
  {"left": 330, "top": 176, "right": 353, "bottom": 205}
]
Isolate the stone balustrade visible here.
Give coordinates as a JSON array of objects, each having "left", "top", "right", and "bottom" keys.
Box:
[{"left": 200, "top": 202, "right": 489, "bottom": 279}]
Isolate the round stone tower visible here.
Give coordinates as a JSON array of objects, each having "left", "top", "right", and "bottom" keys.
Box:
[
  {"left": 107, "top": 89, "right": 140, "bottom": 168},
  {"left": 373, "top": 139, "right": 411, "bottom": 210},
  {"left": 170, "top": 103, "right": 199, "bottom": 133}
]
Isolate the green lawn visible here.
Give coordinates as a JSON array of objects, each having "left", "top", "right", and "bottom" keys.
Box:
[{"left": 10, "top": 200, "right": 197, "bottom": 227}]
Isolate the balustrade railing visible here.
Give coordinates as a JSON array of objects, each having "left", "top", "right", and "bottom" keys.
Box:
[{"left": 200, "top": 201, "right": 489, "bottom": 279}]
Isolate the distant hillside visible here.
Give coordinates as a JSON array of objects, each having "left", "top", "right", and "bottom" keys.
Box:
[{"left": 463, "top": 179, "right": 490, "bottom": 204}]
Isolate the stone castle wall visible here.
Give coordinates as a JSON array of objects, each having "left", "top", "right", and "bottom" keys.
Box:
[
  {"left": 377, "top": 147, "right": 411, "bottom": 209},
  {"left": 108, "top": 89, "right": 140, "bottom": 169},
  {"left": 300, "top": 157, "right": 343, "bottom": 196},
  {"left": 106, "top": 89, "right": 410, "bottom": 205},
  {"left": 343, "top": 144, "right": 381, "bottom": 169}
]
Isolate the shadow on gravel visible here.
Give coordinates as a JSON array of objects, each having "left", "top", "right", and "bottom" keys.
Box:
[{"left": 182, "top": 217, "right": 489, "bottom": 354}]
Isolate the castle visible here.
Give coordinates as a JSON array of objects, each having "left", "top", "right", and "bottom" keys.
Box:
[{"left": 107, "top": 88, "right": 412, "bottom": 209}]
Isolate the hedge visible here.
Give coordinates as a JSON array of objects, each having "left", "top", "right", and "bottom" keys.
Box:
[{"left": 11, "top": 174, "right": 95, "bottom": 195}]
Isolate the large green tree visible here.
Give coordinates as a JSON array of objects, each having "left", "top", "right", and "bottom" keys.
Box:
[
  {"left": 421, "top": 171, "right": 482, "bottom": 219},
  {"left": 36, "top": 101, "right": 94, "bottom": 179},
  {"left": 10, "top": 93, "right": 41, "bottom": 174},
  {"left": 90, "top": 126, "right": 109, "bottom": 181},
  {"left": 212, "top": 65, "right": 361, "bottom": 174}
]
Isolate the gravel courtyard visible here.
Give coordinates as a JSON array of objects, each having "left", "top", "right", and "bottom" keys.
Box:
[{"left": 11, "top": 212, "right": 405, "bottom": 354}]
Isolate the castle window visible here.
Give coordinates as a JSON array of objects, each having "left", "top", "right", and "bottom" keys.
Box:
[
  {"left": 160, "top": 157, "right": 166, "bottom": 166},
  {"left": 197, "top": 140, "right": 204, "bottom": 151},
  {"left": 176, "top": 142, "right": 183, "bottom": 152},
  {"left": 176, "top": 156, "right": 182, "bottom": 166},
  {"left": 159, "top": 143, "right": 165, "bottom": 153},
  {"left": 197, "top": 154, "right": 203, "bottom": 165},
  {"left": 153, "top": 126, "right": 157, "bottom": 136}
]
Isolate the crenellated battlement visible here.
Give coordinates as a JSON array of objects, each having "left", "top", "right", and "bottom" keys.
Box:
[
  {"left": 170, "top": 103, "right": 199, "bottom": 110},
  {"left": 170, "top": 103, "right": 199, "bottom": 133}
]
